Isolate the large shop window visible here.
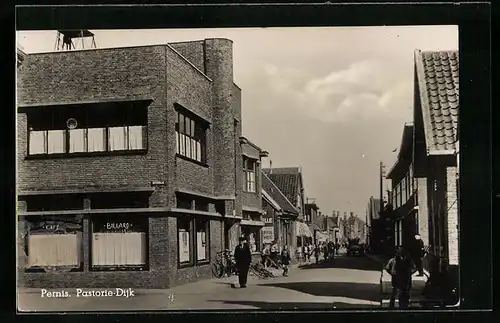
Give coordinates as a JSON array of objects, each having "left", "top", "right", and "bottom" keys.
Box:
[
  {"left": 243, "top": 157, "right": 257, "bottom": 192},
  {"left": 175, "top": 106, "right": 207, "bottom": 164},
  {"left": 178, "top": 217, "right": 210, "bottom": 266},
  {"left": 90, "top": 215, "right": 148, "bottom": 271},
  {"left": 26, "top": 102, "right": 148, "bottom": 156},
  {"left": 24, "top": 215, "right": 83, "bottom": 271}
]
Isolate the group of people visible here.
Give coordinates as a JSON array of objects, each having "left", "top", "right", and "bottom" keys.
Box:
[
  {"left": 311, "top": 240, "right": 341, "bottom": 263},
  {"left": 234, "top": 237, "right": 293, "bottom": 289},
  {"left": 385, "top": 234, "right": 426, "bottom": 309}
]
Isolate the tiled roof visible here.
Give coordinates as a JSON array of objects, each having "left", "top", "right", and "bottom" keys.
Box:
[
  {"left": 261, "top": 172, "right": 298, "bottom": 215},
  {"left": 415, "top": 50, "right": 459, "bottom": 154},
  {"left": 387, "top": 123, "right": 414, "bottom": 179},
  {"left": 262, "top": 167, "right": 301, "bottom": 206}
]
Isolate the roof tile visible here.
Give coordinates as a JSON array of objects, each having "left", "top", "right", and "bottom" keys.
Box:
[{"left": 417, "top": 50, "right": 459, "bottom": 153}]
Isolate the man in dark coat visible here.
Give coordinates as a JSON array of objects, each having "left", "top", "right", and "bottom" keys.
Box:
[
  {"left": 410, "top": 234, "right": 425, "bottom": 276},
  {"left": 234, "top": 236, "right": 252, "bottom": 288},
  {"left": 385, "top": 246, "right": 417, "bottom": 309}
]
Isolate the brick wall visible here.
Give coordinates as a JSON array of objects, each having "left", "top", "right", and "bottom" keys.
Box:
[
  {"left": 17, "top": 47, "right": 169, "bottom": 194},
  {"left": 21, "top": 215, "right": 172, "bottom": 289},
  {"left": 17, "top": 40, "right": 239, "bottom": 289},
  {"left": 204, "top": 39, "right": 236, "bottom": 198},
  {"left": 446, "top": 166, "right": 459, "bottom": 266},
  {"left": 416, "top": 177, "right": 430, "bottom": 246},
  {"left": 169, "top": 41, "right": 206, "bottom": 74}
]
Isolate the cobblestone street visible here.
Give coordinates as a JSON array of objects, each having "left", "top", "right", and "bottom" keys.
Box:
[{"left": 19, "top": 254, "right": 384, "bottom": 312}]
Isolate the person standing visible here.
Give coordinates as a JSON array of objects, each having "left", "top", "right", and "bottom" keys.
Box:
[
  {"left": 385, "top": 246, "right": 417, "bottom": 309},
  {"left": 281, "top": 246, "right": 291, "bottom": 276},
  {"left": 234, "top": 236, "right": 252, "bottom": 288},
  {"left": 410, "top": 234, "right": 425, "bottom": 276},
  {"left": 314, "top": 243, "right": 320, "bottom": 264}
]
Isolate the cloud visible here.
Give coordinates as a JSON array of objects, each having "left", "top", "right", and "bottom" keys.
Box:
[{"left": 263, "top": 60, "right": 412, "bottom": 124}]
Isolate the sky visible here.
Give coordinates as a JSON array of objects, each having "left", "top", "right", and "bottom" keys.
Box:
[{"left": 17, "top": 26, "right": 458, "bottom": 219}]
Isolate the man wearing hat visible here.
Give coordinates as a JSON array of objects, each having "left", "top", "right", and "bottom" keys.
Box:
[{"left": 233, "top": 236, "right": 252, "bottom": 288}]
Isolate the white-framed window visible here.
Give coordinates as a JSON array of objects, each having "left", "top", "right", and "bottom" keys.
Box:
[
  {"left": 24, "top": 215, "right": 83, "bottom": 270},
  {"left": 196, "top": 218, "right": 209, "bottom": 262},
  {"left": 90, "top": 215, "right": 148, "bottom": 270},
  {"left": 243, "top": 157, "right": 257, "bottom": 192},
  {"left": 26, "top": 103, "right": 148, "bottom": 156},
  {"left": 175, "top": 107, "right": 207, "bottom": 163},
  {"left": 178, "top": 216, "right": 211, "bottom": 266}
]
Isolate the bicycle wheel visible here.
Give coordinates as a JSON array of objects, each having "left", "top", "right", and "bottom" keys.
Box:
[{"left": 212, "top": 261, "right": 224, "bottom": 278}]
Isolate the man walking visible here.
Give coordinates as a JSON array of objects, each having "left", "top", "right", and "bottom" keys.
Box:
[
  {"left": 410, "top": 234, "right": 425, "bottom": 276},
  {"left": 385, "top": 246, "right": 417, "bottom": 309},
  {"left": 234, "top": 236, "right": 252, "bottom": 288}
]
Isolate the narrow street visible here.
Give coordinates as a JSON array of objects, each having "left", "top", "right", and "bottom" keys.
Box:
[{"left": 18, "top": 253, "right": 384, "bottom": 311}]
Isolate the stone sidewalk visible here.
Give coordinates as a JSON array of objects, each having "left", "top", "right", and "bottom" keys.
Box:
[{"left": 18, "top": 264, "right": 301, "bottom": 312}]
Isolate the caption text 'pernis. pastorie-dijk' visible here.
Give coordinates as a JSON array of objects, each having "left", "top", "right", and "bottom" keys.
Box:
[{"left": 40, "top": 288, "right": 136, "bottom": 298}]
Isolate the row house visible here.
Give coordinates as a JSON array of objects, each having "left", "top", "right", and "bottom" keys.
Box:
[
  {"left": 262, "top": 167, "right": 311, "bottom": 250},
  {"left": 261, "top": 172, "right": 299, "bottom": 253},
  {"left": 413, "top": 49, "right": 459, "bottom": 301},
  {"left": 387, "top": 50, "right": 459, "bottom": 302},
  {"left": 16, "top": 38, "right": 260, "bottom": 289},
  {"left": 304, "top": 200, "right": 322, "bottom": 245},
  {"left": 365, "top": 196, "right": 381, "bottom": 250},
  {"left": 239, "top": 137, "right": 267, "bottom": 259},
  {"left": 386, "top": 122, "right": 429, "bottom": 250}
]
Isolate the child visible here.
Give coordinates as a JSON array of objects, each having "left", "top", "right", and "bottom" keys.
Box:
[{"left": 281, "top": 246, "right": 291, "bottom": 276}]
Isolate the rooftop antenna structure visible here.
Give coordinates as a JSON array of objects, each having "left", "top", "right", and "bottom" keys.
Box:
[{"left": 55, "top": 30, "right": 96, "bottom": 51}]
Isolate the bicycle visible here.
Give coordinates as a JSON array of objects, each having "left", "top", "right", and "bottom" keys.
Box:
[
  {"left": 249, "top": 262, "right": 275, "bottom": 279},
  {"left": 264, "top": 254, "right": 283, "bottom": 269},
  {"left": 212, "top": 249, "right": 237, "bottom": 279}
]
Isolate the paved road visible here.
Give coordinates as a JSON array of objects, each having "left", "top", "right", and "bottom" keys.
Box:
[{"left": 18, "top": 254, "right": 384, "bottom": 312}]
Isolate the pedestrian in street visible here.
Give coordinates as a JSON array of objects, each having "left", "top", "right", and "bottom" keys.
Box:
[
  {"left": 270, "top": 240, "right": 279, "bottom": 267},
  {"left": 410, "top": 235, "right": 425, "bottom": 276},
  {"left": 305, "top": 244, "right": 311, "bottom": 262},
  {"left": 323, "top": 242, "right": 328, "bottom": 262},
  {"left": 385, "top": 246, "right": 417, "bottom": 309},
  {"left": 233, "top": 236, "right": 252, "bottom": 288},
  {"left": 262, "top": 243, "right": 271, "bottom": 268},
  {"left": 314, "top": 243, "right": 320, "bottom": 264},
  {"left": 281, "top": 246, "right": 291, "bottom": 276}
]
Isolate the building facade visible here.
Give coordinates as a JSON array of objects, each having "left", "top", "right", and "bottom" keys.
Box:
[
  {"left": 17, "top": 39, "right": 254, "bottom": 289},
  {"left": 261, "top": 172, "right": 299, "bottom": 254},
  {"left": 386, "top": 123, "right": 429, "bottom": 251},
  {"left": 413, "top": 50, "right": 459, "bottom": 302},
  {"left": 262, "top": 167, "right": 308, "bottom": 250},
  {"left": 239, "top": 137, "right": 267, "bottom": 257}
]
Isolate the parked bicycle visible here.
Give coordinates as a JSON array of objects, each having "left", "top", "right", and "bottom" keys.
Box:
[
  {"left": 249, "top": 262, "right": 275, "bottom": 279},
  {"left": 212, "top": 249, "right": 237, "bottom": 279},
  {"left": 264, "top": 254, "right": 283, "bottom": 269}
]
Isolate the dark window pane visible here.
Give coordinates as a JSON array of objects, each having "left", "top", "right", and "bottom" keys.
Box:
[
  {"left": 176, "top": 194, "right": 193, "bottom": 209},
  {"left": 186, "top": 116, "right": 191, "bottom": 136},
  {"left": 191, "top": 119, "right": 195, "bottom": 137},
  {"left": 25, "top": 194, "right": 83, "bottom": 212},
  {"left": 179, "top": 115, "right": 185, "bottom": 133},
  {"left": 90, "top": 192, "right": 149, "bottom": 209}
]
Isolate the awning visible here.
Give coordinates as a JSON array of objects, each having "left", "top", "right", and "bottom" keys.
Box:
[{"left": 296, "top": 222, "right": 313, "bottom": 237}]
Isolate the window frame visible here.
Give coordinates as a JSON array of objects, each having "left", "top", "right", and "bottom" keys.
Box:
[
  {"left": 177, "top": 216, "right": 211, "bottom": 268},
  {"left": 195, "top": 218, "right": 210, "bottom": 264},
  {"left": 25, "top": 104, "right": 148, "bottom": 158},
  {"left": 23, "top": 214, "right": 84, "bottom": 273},
  {"left": 243, "top": 157, "right": 257, "bottom": 193},
  {"left": 174, "top": 105, "right": 208, "bottom": 165},
  {"left": 89, "top": 214, "right": 149, "bottom": 272}
]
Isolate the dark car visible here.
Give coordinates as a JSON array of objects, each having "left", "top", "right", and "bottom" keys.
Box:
[{"left": 347, "top": 244, "right": 364, "bottom": 256}]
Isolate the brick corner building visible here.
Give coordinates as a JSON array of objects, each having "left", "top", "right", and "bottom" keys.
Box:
[{"left": 17, "top": 38, "right": 255, "bottom": 289}]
